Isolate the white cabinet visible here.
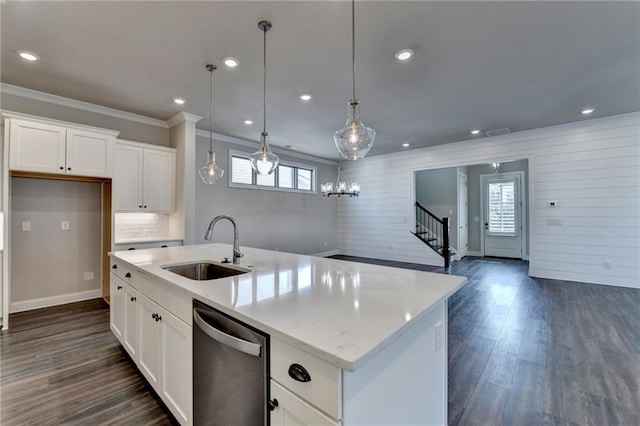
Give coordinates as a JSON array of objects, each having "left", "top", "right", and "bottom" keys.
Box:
[
  {"left": 137, "top": 294, "right": 192, "bottom": 426},
  {"left": 123, "top": 284, "right": 139, "bottom": 361},
  {"left": 270, "top": 381, "right": 340, "bottom": 426},
  {"left": 109, "top": 257, "right": 192, "bottom": 425},
  {"left": 115, "top": 141, "right": 175, "bottom": 213},
  {"left": 109, "top": 274, "right": 125, "bottom": 342},
  {"left": 8, "top": 118, "right": 115, "bottom": 178}
]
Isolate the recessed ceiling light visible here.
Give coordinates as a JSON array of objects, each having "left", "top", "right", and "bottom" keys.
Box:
[
  {"left": 223, "top": 57, "right": 239, "bottom": 68},
  {"left": 470, "top": 129, "right": 481, "bottom": 135},
  {"left": 173, "top": 98, "right": 185, "bottom": 105},
  {"left": 395, "top": 49, "right": 414, "bottom": 61},
  {"left": 18, "top": 51, "right": 39, "bottom": 61},
  {"left": 581, "top": 108, "right": 595, "bottom": 114},
  {"left": 402, "top": 143, "right": 411, "bottom": 147},
  {"left": 243, "top": 120, "right": 253, "bottom": 125},
  {"left": 299, "top": 93, "right": 312, "bottom": 101}
]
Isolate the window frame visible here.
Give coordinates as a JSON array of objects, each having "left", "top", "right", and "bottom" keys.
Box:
[{"left": 228, "top": 149, "right": 318, "bottom": 194}]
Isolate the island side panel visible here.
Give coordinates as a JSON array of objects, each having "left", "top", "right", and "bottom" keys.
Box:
[{"left": 342, "top": 301, "right": 447, "bottom": 425}]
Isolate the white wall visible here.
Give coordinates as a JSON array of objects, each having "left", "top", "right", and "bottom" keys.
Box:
[
  {"left": 339, "top": 113, "right": 640, "bottom": 289},
  {"left": 194, "top": 136, "right": 338, "bottom": 256}
]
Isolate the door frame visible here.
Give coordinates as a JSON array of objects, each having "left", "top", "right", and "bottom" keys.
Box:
[{"left": 479, "top": 170, "right": 526, "bottom": 258}]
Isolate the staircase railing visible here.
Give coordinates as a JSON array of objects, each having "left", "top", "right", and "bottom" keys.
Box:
[{"left": 412, "top": 202, "right": 451, "bottom": 268}]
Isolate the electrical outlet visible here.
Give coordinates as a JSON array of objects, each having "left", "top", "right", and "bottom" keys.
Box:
[
  {"left": 61, "top": 221, "right": 70, "bottom": 230},
  {"left": 435, "top": 321, "right": 443, "bottom": 351},
  {"left": 474, "top": 216, "right": 479, "bottom": 222},
  {"left": 84, "top": 272, "right": 94, "bottom": 281},
  {"left": 22, "top": 221, "right": 31, "bottom": 231},
  {"left": 603, "top": 261, "right": 611, "bottom": 270}
]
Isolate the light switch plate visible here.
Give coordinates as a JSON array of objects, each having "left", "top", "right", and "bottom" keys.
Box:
[
  {"left": 61, "top": 221, "right": 70, "bottom": 230},
  {"left": 22, "top": 221, "right": 31, "bottom": 231}
]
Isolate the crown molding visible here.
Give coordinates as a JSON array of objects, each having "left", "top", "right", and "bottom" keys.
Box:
[
  {"left": 167, "top": 111, "right": 202, "bottom": 127},
  {"left": 196, "top": 129, "right": 338, "bottom": 166},
  {"left": 1, "top": 110, "right": 121, "bottom": 137},
  {"left": 1, "top": 83, "right": 170, "bottom": 128}
]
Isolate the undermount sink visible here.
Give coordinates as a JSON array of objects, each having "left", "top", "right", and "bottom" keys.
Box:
[{"left": 162, "top": 262, "right": 250, "bottom": 280}]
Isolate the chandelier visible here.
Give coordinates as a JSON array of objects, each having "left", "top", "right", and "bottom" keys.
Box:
[{"left": 321, "top": 169, "right": 360, "bottom": 197}]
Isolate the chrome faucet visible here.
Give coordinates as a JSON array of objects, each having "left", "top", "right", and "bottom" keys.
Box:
[{"left": 204, "top": 215, "right": 244, "bottom": 264}]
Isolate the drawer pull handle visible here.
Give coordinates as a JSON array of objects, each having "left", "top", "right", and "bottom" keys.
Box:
[
  {"left": 128, "top": 247, "right": 136, "bottom": 250},
  {"left": 161, "top": 245, "right": 168, "bottom": 248},
  {"left": 130, "top": 297, "right": 136, "bottom": 302},
  {"left": 117, "top": 286, "right": 122, "bottom": 290},
  {"left": 125, "top": 272, "right": 131, "bottom": 278},
  {"left": 288, "top": 363, "right": 311, "bottom": 383},
  {"left": 112, "top": 264, "right": 117, "bottom": 269}
]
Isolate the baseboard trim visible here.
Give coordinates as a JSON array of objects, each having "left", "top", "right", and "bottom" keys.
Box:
[
  {"left": 311, "top": 249, "right": 339, "bottom": 258},
  {"left": 466, "top": 251, "right": 483, "bottom": 257},
  {"left": 10, "top": 289, "right": 102, "bottom": 313}
]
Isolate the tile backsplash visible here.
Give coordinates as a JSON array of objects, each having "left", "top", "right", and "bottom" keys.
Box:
[{"left": 114, "top": 213, "right": 170, "bottom": 241}]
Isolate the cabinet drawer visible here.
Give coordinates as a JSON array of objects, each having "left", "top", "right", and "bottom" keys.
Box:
[
  {"left": 270, "top": 380, "right": 340, "bottom": 426},
  {"left": 271, "top": 338, "right": 342, "bottom": 420},
  {"left": 110, "top": 258, "right": 134, "bottom": 283},
  {"left": 134, "top": 272, "right": 191, "bottom": 325}
]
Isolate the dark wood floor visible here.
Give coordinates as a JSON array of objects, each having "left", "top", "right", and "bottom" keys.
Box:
[
  {"left": 1, "top": 256, "right": 638, "bottom": 425},
  {"left": 0, "top": 298, "right": 176, "bottom": 425},
  {"left": 333, "top": 255, "right": 640, "bottom": 426}
]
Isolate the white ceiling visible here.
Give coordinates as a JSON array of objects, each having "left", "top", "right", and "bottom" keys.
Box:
[{"left": 2, "top": 1, "right": 639, "bottom": 161}]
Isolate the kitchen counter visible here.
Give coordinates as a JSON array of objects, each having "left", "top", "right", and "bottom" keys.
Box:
[{"left": 110, "top": 243, "right": 466, "bottom": 371}]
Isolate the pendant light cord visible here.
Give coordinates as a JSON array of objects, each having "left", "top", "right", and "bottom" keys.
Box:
[
  {"left": 352, "top": 0, "right": 356, "bottom": 101},
  {"left": 263, "top": 24, "right": 267, "bottom": 137},
  {"left": 209, "top": 66, "right": 214, "bottom": 152}
]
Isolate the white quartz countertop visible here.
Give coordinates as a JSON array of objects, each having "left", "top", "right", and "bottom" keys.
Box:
[{"left": 110, "top": 244, "right": 467, "bottom": 371}]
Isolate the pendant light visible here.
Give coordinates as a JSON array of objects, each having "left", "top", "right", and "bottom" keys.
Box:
[
  {"left": 249, "top": 20, "right": 279, "bottom": 175},
  {"left": 334, "top": 0, "right": 375, "bottom": 160},
  {"left": 199, "top": 64, "right": 225, "bottom": 184}
]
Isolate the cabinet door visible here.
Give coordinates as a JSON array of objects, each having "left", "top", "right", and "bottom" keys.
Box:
[
  {"left": 109, "top": 274, "right": 125, "bottom": 343},
  {"left": 9, "top": 119, "right": 66, "bottom": 174},
  {"left": 123, "top": 284, "right": 139, "bottom": 361},
  {"left": 138, "top": 295, "right": 162, "bottom": 389},
  {"left": 161, "top": 307, "right": 192, "bottom": 426},
  {"left": 270, "top": 381, "right": 340, "bottom": 426},
  {"left": 66, "top": 128, "right": 113, "bottom": 178},
  {"left": 142, "top": 149, "right": 175, "bottom": 212},
  {"left": 114, "top": 144, "right": 143, "bottom": 211}
]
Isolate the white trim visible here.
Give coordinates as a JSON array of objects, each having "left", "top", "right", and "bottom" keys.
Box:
[
  {"left": 1, "top": 110, "right": 121, "bottom": 137},
  {"left": 1, "top": 83, "right": 169, "bottom": 128},
  {"left": 466, "top": 251, "right": 483, "bottom": 257},
  {"left": 167, "top": 111, "right": 202, "bottom": 127},
  {"left": 457, "top": 171, "right": 468, "bottom": 258},
  {"left": 197, "top": 129, "right": 338, "bottom": 166},
  {"left": 310, "top": 250, "right": 339, "bottom": 258},
  {"left": 116, "top": 138, "right": 176, "bottom": 153},
  {"left": 10, "top": 289, "right": 102, "bottom": 313}
]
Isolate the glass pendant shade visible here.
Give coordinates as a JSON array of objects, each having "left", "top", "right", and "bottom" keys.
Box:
[
  {"left": 199, "top": 150, "right": 225, "bottom": 184},
  {"left": 200, "top": 63, "right": 224, "bottom": 184},
  {"left": 334, "top": 100, "right": 376, "bottom": 160},
  {"left": 249, "top": 132, "right": 279, "bottom": 175}
]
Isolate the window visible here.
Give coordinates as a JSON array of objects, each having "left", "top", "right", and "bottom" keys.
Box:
[
  {"left": 229, "top": 150, "right": 317, "bottom": 193},
  {"left": 488, "top": 181, "right": 516, "bottom": 235}
]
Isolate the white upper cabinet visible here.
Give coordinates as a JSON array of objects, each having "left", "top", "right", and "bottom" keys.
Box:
[
  {"left": 115, "top": 141, "right": 175, "bottom": 213},
  {"left": 8, "top": 117, "right": 116, "bottom": 178}
]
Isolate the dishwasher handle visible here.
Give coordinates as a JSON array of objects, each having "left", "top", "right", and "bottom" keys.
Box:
[{"left": 193, "top": 308, "right": 262, "bottom": 357}]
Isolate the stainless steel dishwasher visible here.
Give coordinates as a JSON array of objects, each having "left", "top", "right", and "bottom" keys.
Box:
[{"left": 193, "top": 300, "right": 270, "bottom": 425}]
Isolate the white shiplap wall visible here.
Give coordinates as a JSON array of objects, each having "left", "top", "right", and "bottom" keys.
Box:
[{"left": 338, "top": 113, "right": 640, "bottom": 289}]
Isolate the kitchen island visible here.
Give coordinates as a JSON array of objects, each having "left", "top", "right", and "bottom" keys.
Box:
[{"left": 110, "top": 244, "right": 467, "bottom": 425}]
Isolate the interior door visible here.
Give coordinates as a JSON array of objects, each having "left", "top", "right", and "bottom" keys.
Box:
[
  {"left": 457, "top": 173, "right": 468, "bottom": 258},
  {"left": 482, "top": 173, "right": 523, "bottom": 259}
]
